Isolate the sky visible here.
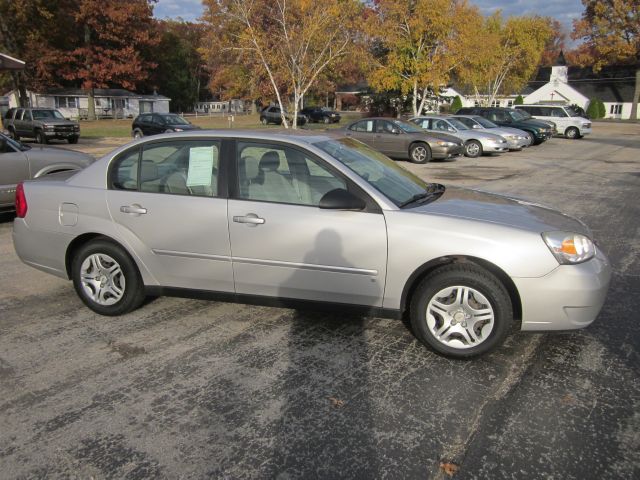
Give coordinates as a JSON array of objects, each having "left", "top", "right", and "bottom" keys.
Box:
[{"left": 153, "top": 0, "right": 585, "bottom": 39}]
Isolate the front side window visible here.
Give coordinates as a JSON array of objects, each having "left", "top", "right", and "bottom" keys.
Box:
[
  {"left": 111, "top": 140, "right": 220, "bottom": 197},
  {"left": 236, "top": 142, "right": 346, "bottom": 206},
  {"left": 551, "top": 108, "right": 567, "bottom": 118}
]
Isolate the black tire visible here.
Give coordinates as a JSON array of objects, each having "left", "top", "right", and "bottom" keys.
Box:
[
  {"left": 464, "top": 140, "right": 483, "bottom": 158},
  {"left": 35, "top": 130, "right": 48, "bottom": 144},
  {"left": 409, "top": 142, "right": 432, "bottom": 164},
  {"left": 565, "top": 127, "right": 579, "bottom": 139},
  {"left": 132, "top": 129, "right": 143, "bottom": 139},
  {"left": 323, "top": 116, "right": 330, "bottom": 124},
  {"left": 409, "top": 264, "right": 513, "bottom": 358},
  {"left": 72, "top": 239, "right": 146, "bottom": 316},
  {"left": 68, "top": 136, "right": 79, "bottom": 144},
  {"left": 8, "top": 128, "right": 19, "bottom": 141},
  {"left": 260, "top": 117, "right": 268, "bottom": 125}
]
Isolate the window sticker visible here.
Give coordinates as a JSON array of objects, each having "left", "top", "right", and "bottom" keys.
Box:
[{"left": 187, "top": 146, "right": 215, "bottom": 186}]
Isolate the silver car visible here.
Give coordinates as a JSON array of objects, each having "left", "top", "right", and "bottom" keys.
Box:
[
  {"left": 12, "top": 130, "right": 611, "bottom": 358},
  {"left": 410, "top": 116, "right": 509, "bottom": 158},
  {"left": 0, "top": 132, "right": 94, "bottom": 211},
  {"left": 452, "top": 115, "right": 532, "bottom": 150}
]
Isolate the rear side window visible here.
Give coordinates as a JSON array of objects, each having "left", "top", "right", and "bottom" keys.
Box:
[
  {"left": 350, "top": 120, "right": 374, "bottom": 132},
  {"left": 111, "top": 140, "right": 221, "bottom": 197}
]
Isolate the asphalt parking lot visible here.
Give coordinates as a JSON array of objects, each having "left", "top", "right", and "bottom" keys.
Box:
[{"left": 1, "top": 122, "right": 639, "bottom": 479}]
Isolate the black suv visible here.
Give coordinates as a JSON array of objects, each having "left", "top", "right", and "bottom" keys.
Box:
[
  {"left": 259, "top": 106, "right": 308, "bottom": 125},
  {"left": 455, "top": 107, "right": 554, "bottom": 145},
  {"left": 300, "top": 106, "right": 341, "bottom": 124},
  {"left": 131, "top": 113, "right": 200, "bottom": 138},
  {"left": 3, "top": 107, "right": 80, "bottom": 144}
]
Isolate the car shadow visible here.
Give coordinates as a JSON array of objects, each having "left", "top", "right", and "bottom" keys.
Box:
[{"left": 0, "top": 211, "right": 16, "bottom": 224}]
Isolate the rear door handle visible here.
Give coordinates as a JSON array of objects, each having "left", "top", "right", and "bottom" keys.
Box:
[
  {"left": 233, "top": 213, "right": 265, "bottom": 226},
  {"left": 120, "top": 204, "right": 147, "bottom": 215}
]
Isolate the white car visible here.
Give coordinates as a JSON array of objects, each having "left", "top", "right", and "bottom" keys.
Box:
[{"left": 513, "top": 105, "right": 592, "bottom": 139}]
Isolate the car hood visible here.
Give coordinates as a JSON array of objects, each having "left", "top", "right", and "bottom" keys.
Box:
[
  {"left": 414, "top": 131, "right": 462, "bottom": 144},
  {"left": 24, "top": 146, "right": 95, "bottom": 166},
  {"left": 412, "top": 186, "right": 590, "bottom": 235},
  {"left": 518, "top": 119, "right": 552, "bottom": 129},
  {"left": 485, "top": 126, "right": 529, "bottom": 137},
  {"left": 455, "top": 130, "right": 504, "bottom": 141},
  {"left": 37, "top": 119, "right": 78, "bottom": 126}
]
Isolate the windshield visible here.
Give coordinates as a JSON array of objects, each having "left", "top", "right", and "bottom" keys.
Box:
[
  {"left": 314, "top": 137, "right": 435, "bottom": 207},
  {"left": 32, "top": 109, "right": 65, "bottom": 120},
  {"left": 509, "top": 110, "right": 530, "bottom": 121},
  {"left": 393, "top": 120, "right": 424, "bottom": 134},
  {"left": 447, "top": 118, "right": 469, "bottom": 130},
  {"left": 161, "top": 114, "right": 190, "bottom": 125},
  {"left": 0, "top": 133, "right": 29, "bottom": 151},
  {"left": 565, "top": 106, "right": 582, "bottom": 117},
  {"left": 473, "top": 116, "right": 498, "bottom": 128}
]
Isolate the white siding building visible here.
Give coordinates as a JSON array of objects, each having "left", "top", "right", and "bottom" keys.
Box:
[{"left": 4, "top": 88, "right": 170, "bottom": 119}]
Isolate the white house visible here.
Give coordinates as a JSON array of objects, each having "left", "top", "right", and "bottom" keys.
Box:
[
  {"left": 4, "top": 88, "right": 170, "bottom": 119},
  {"left": 523, "top": 55, "right": 638, "bottom": 120}
]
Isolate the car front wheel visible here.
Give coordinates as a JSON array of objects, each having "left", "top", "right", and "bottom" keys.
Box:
[
  {"left": 133, "top": 129, "right": 143, "bottom": 139},
  {"left": 409, "top": 142, "right": 431, "bottom": 164},
  {"left": 261, "top": 117, "right": 268, "bottom": 125},
  {"left": 72, "top": 240, "right": 146, "bottom": 316},
  {"left": 464, "top": 140, "right": 483, "bottom": 158},
  {"left": 565, "top": 127, "right": 580, "bottom": 139},
  {"left": 409, "top": 264, "right": 513, "bottom": 358},
  {"left": 35, "top": 130, "right": 48, "bottom": 144},
  {"left": 8, "top": 128, "right": 19, "bottom": 141}
]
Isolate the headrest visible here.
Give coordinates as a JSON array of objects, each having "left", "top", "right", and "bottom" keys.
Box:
[
  {"left": 259, "top": 151, "right": 281, "bottom": 171},
  {"left": 140, "top": 160, "right": 158, "bottom": 181},
  {"left": 241, "top": 155, "right": 259, "bottom": 179}
]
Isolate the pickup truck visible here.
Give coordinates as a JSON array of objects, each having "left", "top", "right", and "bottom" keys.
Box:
[{"left": 3, "top": 107, "right": 80, "bottom": 144}]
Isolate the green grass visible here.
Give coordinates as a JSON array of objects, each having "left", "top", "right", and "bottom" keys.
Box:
[{"left": 78, "top": 112, "right": 364, "bottom": 139}]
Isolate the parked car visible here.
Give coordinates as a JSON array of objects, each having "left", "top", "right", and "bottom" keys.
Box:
[
  {"left": 455, "top": 107, "right": 554, "bottom": 145},
  {"left": 410, "top": 115, "right": 509, "bottom": 158},
  {"left": 513, "top": 104, "right": 592, "bottom": 139},
  {"left": 131, "top": 113, "right": 200, "bottom": 138},
  {"left": 452, "top": 115, "right": 532, "bottom": 150},
  {"left": 0, "top": 132, "right": 93, "bottom": 211},
  {"left": 12, "top": 130, "right": 611, "bottom": 358},
  {"left": 3, "top": 107, "right": 80, "bottom": 144},
  {"left": 260, "top": 106, "right": 308, "bottom": 126},
  {"left": 343, "top": 117, "right": 463, "bottom": 163},
  {"left": 300, "top": 106, "right": 341, "bottom": 124}
]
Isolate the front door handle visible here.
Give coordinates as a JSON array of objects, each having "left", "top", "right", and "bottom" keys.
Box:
[
  {"left": 120, "top": 204, "right": 147, "bottom": 215},
  {"left": 233, "top": 213, "right": 265, "bottom": 226}
]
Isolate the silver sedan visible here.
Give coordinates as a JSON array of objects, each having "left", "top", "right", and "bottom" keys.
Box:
[
  {"left": 12, "top": 130, "right": 611, "bottom": 358},
  {"left": 410, "top": 116, "right": 509, "bottom": 158},
  {"left": 452, "top": 115, "right": 532, "bottom": 150}
]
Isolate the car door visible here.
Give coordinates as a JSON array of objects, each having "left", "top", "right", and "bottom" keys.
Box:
[
  {"left": 151, "top": 114, "right": 167, "bottom": 135},
  {"left": 374, "top": 119, "right": 405, "bottom": 157},
  {"left": 549, "top": 107, "right": 569, "bottom": 131},
  {"left": 228, "top": 140, "right": 387, "bottom": 307},
  {"left": 345, "top": 119, "right": 376, "bottom": 147},
  {"left": 14, "top": 109, "right": 25, "bottom": 136},
  {"left": 0, "top": 137, "right": 29, "bottom": 207},
  {"left": 105, "top": 138, "right": 234, "bottom": 292}
]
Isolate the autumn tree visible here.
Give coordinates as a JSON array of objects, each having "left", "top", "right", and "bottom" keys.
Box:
[
  {"left": 572, "top": 0, "right": 640, "bottom": 120},
  {"left": 366, "top": 0, "right": 482, "bottom": 117},
  {"left": 540, "top": 19, "right": 567, "bottom": 66},
  {"left": 45, "top": 0, "right": 159, "bottom": 120},
  {"left": 457, "top": 13, "right": 552, "bottom": 107},
  {"left": 202, "top": 0, "right": 362, "bottom": 128}
]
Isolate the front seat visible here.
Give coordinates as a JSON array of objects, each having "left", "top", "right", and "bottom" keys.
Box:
[{"left": 248, "top": 151, "right": 301, "bottom": 203}]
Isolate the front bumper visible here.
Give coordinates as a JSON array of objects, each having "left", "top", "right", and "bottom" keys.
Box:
[
  {"left": 432, "top": 145, "right": 464, "bottom": 159},
  {"left": 45, "top": 130, "right": 79, "bottom": 139},
  {"left": 483, "top": 141, "right": 509, "bottom": 153},
  {"left": 515, "top": 248, "right": 611, "bottom": 331}
]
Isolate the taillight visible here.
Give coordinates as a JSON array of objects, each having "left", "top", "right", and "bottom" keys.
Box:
[{"left": 15, "top": 182, "right": 28, "bottom": 218}]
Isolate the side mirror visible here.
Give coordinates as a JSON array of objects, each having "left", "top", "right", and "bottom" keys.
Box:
[
  {"left": 472, "top": 124, "right": 481, "bottom": 129},
  {"left": 448, "top": 127, "right": 456, "bottom": 133},
  {"left": 392, "top": 127, "right": 401, "bottom": 134},
  {"left": 319, "top": 188, "right": 366, "bottom": 210}
]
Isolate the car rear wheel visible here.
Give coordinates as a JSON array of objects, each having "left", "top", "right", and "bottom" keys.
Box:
[
  {"left": 565, "top": 127, "right": 579, "bottom": 139},
  {"left": 35, "top": 130, "right": 48, "bottom": 144},
  {"left": 409, "top": 264, "right": 513, "bottom": 358},
  {"left": 409, "top": 142, "right": 431, "bottom": 164},
  {"left": 72, "top": 240, "right": 146, "bottom": 316},
  {"left": 464, "top": 140, "right": 483, "bottom": 158}
]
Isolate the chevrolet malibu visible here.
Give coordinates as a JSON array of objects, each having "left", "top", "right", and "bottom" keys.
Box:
[{"left": 12, "top": 130, "right": 611, "bottom": 358}]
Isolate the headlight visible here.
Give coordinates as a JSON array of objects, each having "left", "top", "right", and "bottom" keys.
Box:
[
  {"left": 436, "top": 141, "right": 456, "bottom": 147},
  {"left": 74, "top": 125, "right": 80, "bottom": 131},
  {"left": 174, "top": 128, "right": 184, "bottom": 132},
  {"left": 542, "top": 231, "right": 595, "bottom": 264},
  {"left": 44, "top": 125, "right": 55, "bottom": 130}
]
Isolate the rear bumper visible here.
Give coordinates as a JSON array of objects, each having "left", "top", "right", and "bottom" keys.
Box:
[{"left": 515, "top": 248, "right": 611, "bottom": 331}]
